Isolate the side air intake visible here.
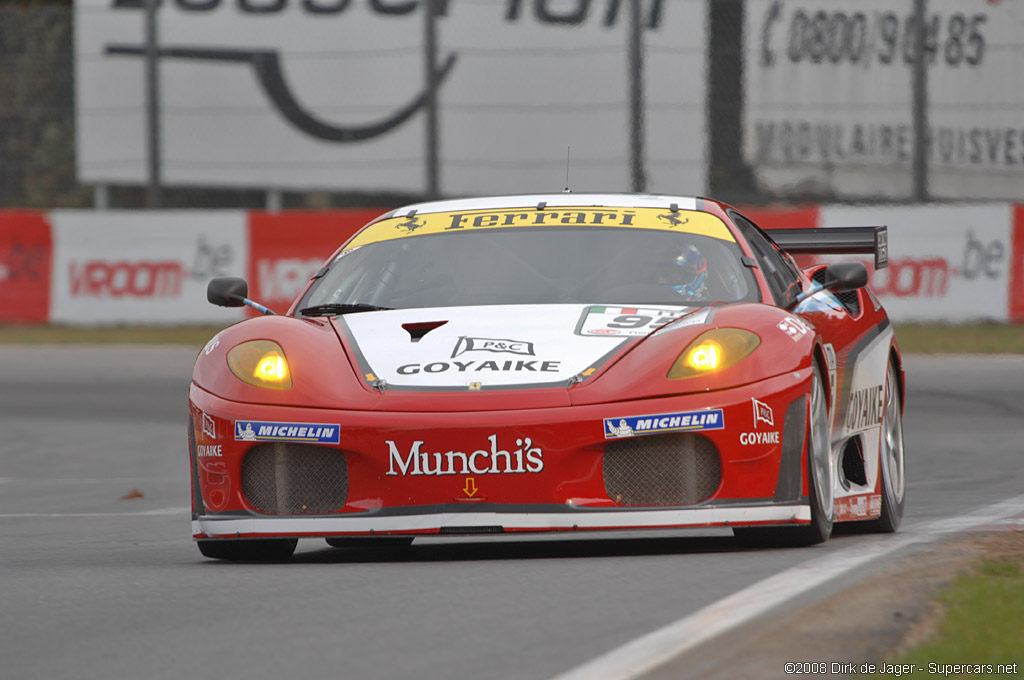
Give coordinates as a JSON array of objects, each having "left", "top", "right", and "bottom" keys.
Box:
[
  {"left": 242, "top": 443, "right": 348, "bottom": 515},
  {"left": 604, "top": 434, "right": 721, "bottom": 506}
]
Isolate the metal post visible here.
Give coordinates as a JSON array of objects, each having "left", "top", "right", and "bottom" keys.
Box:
[
  {"left": 911, "top": 0, "right": 929, "bottom": 202},
  {"left": 423, "top": 0, "right": 440, "bottom": 200},
  {"left": 706, "top": 0, "right": 748, "bottom": 200},
  {"left": 628, "top": 0, "right": 647, "bottom": 193},
  {"left": 94, "top": 185, "right": 110, "bottom": 210},
  {"left": 144, "top": 0, "right": 162, "bottom": 208},
  {"left": 266, "top": 189, "right": 283, "bottom": 212}
]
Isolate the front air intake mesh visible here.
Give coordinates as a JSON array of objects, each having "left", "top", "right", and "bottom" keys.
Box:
[
  {"left": 241, "top": 443, "right": 348, "bottom": 515},
  {"left": 604, "top": 434, "right": 721, "bottom": 506}
]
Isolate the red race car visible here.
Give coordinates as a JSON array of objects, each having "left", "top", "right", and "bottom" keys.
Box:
[{"left": 189, "top": 194, "right": 905, "bottom": 561}]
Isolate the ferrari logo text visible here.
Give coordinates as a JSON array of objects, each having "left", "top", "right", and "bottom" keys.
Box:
[{"left": 445, "top": 209, "right": 636, "bottom": 231}]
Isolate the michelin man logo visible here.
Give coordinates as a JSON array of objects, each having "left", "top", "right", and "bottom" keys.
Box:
[
  {"left": 606, "top": 419, "right": 634, "bottom": 438},
  {"left": 237, "top": 422, "right": 256, "bottom": 441}
]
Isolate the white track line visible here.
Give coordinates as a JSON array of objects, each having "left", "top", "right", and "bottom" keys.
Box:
[
  {"left": 0, "top": 507, "right": 189, "bottom": 518},
  {"left": 550, "top": 494, "right": 1024, "bottom": 680},
  {"left": 0, "top": 477, "right": 165, "bottom": 484}
]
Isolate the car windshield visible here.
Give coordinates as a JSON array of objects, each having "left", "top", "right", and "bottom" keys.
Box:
[{"left": 298, "top": 224, "right": 760, "bottom": 312}]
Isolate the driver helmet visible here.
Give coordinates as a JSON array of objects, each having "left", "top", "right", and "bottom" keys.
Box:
[{"left": 670, "top": 244, "right": 708, "bottom": 299}]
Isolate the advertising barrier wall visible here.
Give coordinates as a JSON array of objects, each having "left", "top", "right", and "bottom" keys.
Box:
[
  {"left": 49, "top": 211, "right": 249, "bottom": 325},
  {"left": 820, "top": 204, "right": 1014, "bottom": 323},
  {"left": 248, "top": 210, "right": 380, "bottom": 315},
  {"left": 0, "top": 212, "right": 52, "bottom": 323},
  {"left": 1013, "top": 205, "right": 1024, "bottom": 324},
  {"left": 1, "top": 204, "right": 1022, "bottom": 326}
]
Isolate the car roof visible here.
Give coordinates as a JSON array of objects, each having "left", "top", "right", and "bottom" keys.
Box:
[{"left": 381, "top": 193, "right": 708, "bottom": 218}]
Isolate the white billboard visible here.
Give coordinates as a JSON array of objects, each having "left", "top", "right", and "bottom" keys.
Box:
[
  {"left": 821, "top": 203, "right": 1012, "bottom": 322},
  {"left": 75, "top": 0, "right": 706, "bottom": 196},
  {"left": 49, "top": 210, "right": 247, "bottom": 324},
  {"left": 744, "top": 0, "right": 1024, "bottom": 201}
]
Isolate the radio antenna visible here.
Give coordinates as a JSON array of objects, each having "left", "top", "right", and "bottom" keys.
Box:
[{"left": 563, "top": 146, "right": 572, "bottom": 193}]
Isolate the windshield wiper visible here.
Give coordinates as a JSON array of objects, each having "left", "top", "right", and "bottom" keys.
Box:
[{"left": 299, "top": 303, "right": 393, "bottom": 317}]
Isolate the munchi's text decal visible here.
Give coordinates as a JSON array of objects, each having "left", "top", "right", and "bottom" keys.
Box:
[{"left": 385, "top": 435, "right": 543, "bottom": 477}]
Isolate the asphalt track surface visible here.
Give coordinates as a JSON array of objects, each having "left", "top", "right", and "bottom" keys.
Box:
[{"left": 2, "top": 346, "right": 1022, "bottom": 680}]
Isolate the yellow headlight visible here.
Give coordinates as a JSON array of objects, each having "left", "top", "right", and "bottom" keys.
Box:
[
  {"left": 667, "top": 329, "right": 760, "bottom": 380},
  {"left": 687, "top": 342, "right": 721, "bottom": 371},
  {"left": 227, "top": 340, "right": 292, "bottom": 389}
]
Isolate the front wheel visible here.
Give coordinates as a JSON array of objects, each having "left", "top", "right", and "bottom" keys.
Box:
[
  {"left": 735, "top": 362, "right": 833, "bottom": 547},
  {"left": 197, "top": 538, "right": 298, "bottom": 562},
  {"left": 863, "top": 357, "right": 906, "bottom": 533}
]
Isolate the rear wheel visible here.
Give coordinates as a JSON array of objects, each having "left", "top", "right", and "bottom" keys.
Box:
[
  {"left": 735, "top": 362, "right": 833, "bottom": 547},
  {"left": 197, "top": 538, "right": 298, "bottom": 562},
  {"left": 864, "top": 358, "right": 905, "bottom": 533}
]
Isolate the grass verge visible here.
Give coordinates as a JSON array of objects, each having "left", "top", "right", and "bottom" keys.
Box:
[
  {"left": 0, "top": 324, "right": 225, "bottom": 348},
  {"left": 0, "top": 323, "right": 1022, "bottom": 354},
  {"left": 893, "top": 323, "right": 1024, "bottom": 355},
  {"left": 874, "top": 558, "right": 1024, "bottom": 677}
]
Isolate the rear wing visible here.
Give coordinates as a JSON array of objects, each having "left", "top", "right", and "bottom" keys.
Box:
[{"left": 765, "top": 226, "right": 888, "bottom": 270}]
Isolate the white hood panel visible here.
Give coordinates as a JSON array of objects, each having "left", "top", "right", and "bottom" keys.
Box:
[{"left": 340, "top": 304, "right": 694, "bottom": 389}]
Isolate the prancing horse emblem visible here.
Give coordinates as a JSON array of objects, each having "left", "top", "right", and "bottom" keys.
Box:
[
  {"left": 395, "top": 216, "right": 426, "bottom": 234},
  {"left": 658, "top": 212, "right": 689, "bottom": 228}
]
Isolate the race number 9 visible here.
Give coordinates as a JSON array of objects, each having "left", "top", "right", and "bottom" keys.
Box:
[{"left": 607, "top": 315, "right": 653, "bottom": 329}]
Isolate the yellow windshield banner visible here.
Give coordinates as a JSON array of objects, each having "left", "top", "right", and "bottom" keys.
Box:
[{"left": 343, "top": 207, "right": 735, "bottom": 251}]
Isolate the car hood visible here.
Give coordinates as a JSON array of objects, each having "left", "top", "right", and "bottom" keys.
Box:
[{"left": 333, "top": 303, "right": 702, "bottom": 391}]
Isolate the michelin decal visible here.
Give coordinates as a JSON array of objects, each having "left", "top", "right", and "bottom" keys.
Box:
[
  {"left": 604, "top": 409, "right": 724, "bottom": 439},
  {"left": 235, "top": 420, "right": 341, "bottom": 444}
]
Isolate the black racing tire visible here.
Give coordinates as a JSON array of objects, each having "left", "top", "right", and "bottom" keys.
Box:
[
  {"left": 197, "top": 538, "right": 298, "bottom": 562},
  {"left": 325, "top": 537, "right": 414, "bottom": 548},
  {"left": 863, "top": 357, "right": 906, "bottom": 533},
  {"left": 734, "top": 362, "right": 834, "bottom": 548}
]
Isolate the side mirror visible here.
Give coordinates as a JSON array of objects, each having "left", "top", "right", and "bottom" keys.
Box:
[
  {"left": 822, "top": 261, "right": 868, "bottom": 292},
  {"left": 207, "top": 277, "right": 248, "bottom": 307}
]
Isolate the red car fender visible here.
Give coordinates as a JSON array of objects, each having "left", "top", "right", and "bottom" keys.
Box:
[
  {"left": 192, "top": 315, "right": 380, "bottom": 410},
  {"left": 570, "top": 303, "right": 818, "bottom": 406}
]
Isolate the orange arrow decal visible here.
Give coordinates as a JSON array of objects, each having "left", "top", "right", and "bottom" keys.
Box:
[{"left": 463, "top": 477, "right": 478, "bottom": 497}]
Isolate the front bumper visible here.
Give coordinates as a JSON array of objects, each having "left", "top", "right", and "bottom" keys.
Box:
[{"left": 189, "top": 368, "right": 814, "bottom": 540}]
